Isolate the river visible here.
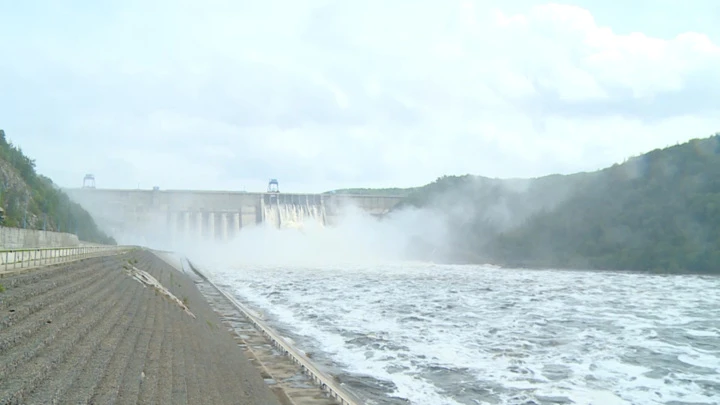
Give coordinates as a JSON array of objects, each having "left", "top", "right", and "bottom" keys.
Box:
[{"left": 207, "top": 263, "right": 720, "bottom": 405}]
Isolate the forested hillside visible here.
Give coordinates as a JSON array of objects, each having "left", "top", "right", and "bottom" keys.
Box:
[
  {"left": 0, "top": 129, "right": 115, "bottom": 245},
  {"left": 324, "top": 187, "right": 417, "bottom": 196},
  {"left": 403, "top": 134, "right": 720, "bottom": 274}
]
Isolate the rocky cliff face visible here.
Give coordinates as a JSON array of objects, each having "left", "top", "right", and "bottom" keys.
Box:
[{"left": 0, "top": 156, "right": 45, "bottom": 229}]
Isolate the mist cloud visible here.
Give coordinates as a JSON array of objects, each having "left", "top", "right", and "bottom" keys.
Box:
[{"left": 174, "top": 205, "right": 451, "bottom": 268}]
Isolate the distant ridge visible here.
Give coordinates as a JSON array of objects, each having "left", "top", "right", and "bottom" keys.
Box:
[{"left": 399, "top": 133, "right": 720, "bottom": 273}]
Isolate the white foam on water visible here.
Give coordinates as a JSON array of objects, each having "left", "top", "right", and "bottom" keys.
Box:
[
  {"left": 227, "top": 277, "right": 465, "bottom": 405},
  {"left": 206, "top": 264, "right": 720, "bottom": 405},
  {"left": 677, "top": 353, "right": 719, "bottom": 370},
  {"left": 686, "top": 329, "right": 719, "bottom": 337}
]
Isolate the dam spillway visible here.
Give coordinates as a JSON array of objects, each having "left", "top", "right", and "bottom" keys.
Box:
[
  {"left": 63, "top": 188, "right": 403, "bottom": 247},
  {"left": 261, "top": 194, "right": 327, "bottom": 230}
]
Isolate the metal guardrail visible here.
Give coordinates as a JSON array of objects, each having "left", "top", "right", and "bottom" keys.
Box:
[
  {"left": 0, "top": 245, "right": 133, "bottom": 272},
  {"left": 186, "top": 261, "right": 361, "bottom": 405}
]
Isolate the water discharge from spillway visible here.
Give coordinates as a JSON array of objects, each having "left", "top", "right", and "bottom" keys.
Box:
[{"left": 262, "top": 198, "right": 327, "bottom": 231}]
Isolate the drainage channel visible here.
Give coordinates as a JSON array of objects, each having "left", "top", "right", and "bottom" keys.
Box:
[{"left": 182, "top": 259, "right": 362, "bottom": 405}]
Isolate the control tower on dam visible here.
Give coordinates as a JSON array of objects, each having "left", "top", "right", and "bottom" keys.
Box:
[{"left": 63, "top": 188, "right": 404, "bottom": 245}]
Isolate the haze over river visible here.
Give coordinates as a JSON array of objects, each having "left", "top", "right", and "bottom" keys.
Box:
[{"left": 208, "top": 263, "right": 720, "bottom": 405}]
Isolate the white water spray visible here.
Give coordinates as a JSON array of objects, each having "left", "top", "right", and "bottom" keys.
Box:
[{"left": 262, "top": 198, "right": 326, "bottom": 230}]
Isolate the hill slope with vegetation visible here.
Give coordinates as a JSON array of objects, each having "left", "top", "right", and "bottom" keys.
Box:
[
  {"left": 403, "top": 134, "right": 720, "bottom": 274},
  {"left": 0, "top": 129, "right": 115, "bottom": 245},
  {"left": 324, "top": 187, "right": 417, "bottom": 196}
]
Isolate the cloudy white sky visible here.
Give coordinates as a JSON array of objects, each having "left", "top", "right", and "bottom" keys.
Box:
[{"left": 1, "top": 0, "right": 719, "bottom": 193}]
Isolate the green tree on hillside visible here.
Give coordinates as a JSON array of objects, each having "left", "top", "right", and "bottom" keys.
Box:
[{"left": 0, "top": 129, "right": 115, "bottom": 245}]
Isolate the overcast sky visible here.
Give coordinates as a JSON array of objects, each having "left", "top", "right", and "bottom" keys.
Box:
[{"left": 1, "top": 0, "right": 719, "bottom": 193}]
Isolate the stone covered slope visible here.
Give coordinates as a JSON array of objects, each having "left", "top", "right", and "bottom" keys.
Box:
[{"left": 0, "top": 249, "right": 281, "bottom": 405}]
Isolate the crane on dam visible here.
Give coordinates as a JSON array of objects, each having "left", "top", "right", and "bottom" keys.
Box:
[
  {"left": 82, "top": 174, "right": 96, "bottom": 188},
  {"left": 267, "top": 178, "right": 279, "bottom": 193}
]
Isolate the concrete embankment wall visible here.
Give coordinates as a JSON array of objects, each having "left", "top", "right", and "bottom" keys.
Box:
[
  {"left": 0, "top": 249, "right": 282, "bottom": 404},
  {"left": 0, "top": 226, "right": 80, "bottom": 249}
]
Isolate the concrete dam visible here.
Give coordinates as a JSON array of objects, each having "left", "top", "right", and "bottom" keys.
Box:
[{"left": 64, "top": 188, "right": 404, "bottom": 246}]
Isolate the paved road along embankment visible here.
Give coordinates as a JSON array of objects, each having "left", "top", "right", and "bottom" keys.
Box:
[{"left": 0, "top": 249, "right": 282, "bottom": 405}]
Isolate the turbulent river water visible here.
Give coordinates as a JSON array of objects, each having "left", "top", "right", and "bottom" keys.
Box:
[{"left": 207, "top": 263, "right": 720, "bottom": 405}]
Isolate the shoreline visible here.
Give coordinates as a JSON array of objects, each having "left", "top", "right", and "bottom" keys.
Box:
[{"left": 157, "top": 251, "right": 362, "bottom": 405}]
